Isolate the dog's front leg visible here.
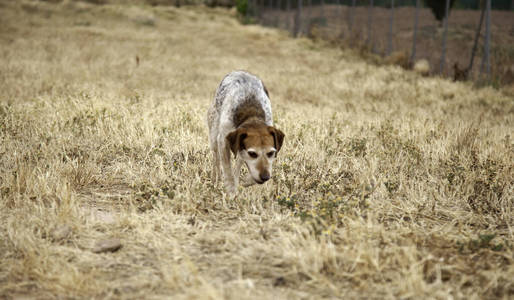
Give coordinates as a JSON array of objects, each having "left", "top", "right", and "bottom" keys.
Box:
[
  {"left": 218, "top": 139, "right": 236, "bottom": 196},
  {"left": 210, "top": 145, "right": 221, "bottom": 184},
  {"left": 241, "top": 173, "right": 257, "bottom": 187},
  {"left": 233, "top": 155, "right": 244, "bottom": 188}
]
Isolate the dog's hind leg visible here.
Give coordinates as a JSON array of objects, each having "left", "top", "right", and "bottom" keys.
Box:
[
  {"left": 208, "top": 125, "right": 221, "bottom": 184},
  {"left": 207, "top": 107, "right": 221, "bottom": 184}
]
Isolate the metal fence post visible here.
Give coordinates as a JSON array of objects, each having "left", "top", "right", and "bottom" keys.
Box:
[
  {"left": 387, "top": 0, "right": 395, "bottom": 55},
  {"left": 294, "top": 0, "right": 302, "bottom": 36},
  {"left": 247, "top": 0, "right": 255, "bottom": 18},
  {"left": 468, "top": 1, "right": 485, "bottom": 76},
  {"left": 256, "top": 0, "right": 262, "bottom": 19},
  {"left": 410, "top": 0, "right": 420, "bottom": 63},
  {"left": 286, "top": 0, "right": 291, "bottom": 30},
  {"left": 348, "top": 0, "right": 356, "bottom": 40},
  {"left": 367, "top": 0, "right": 374, "bottom": 50},
  {"left": 480, "top": 0, "right": 491, "bottom": 78},
  {"left": 321, "top": 0, "right": 326, "bottom": 21},
  {"left": 336, "top": 0, "right": 341, "bottom": 34},
  {"left": 439, "top": 0, "right": 450, "bottom": 74},
  {"left": 275, "top": 0, "right": 281, "bottom": 26},
  {"left": 307, "top": 0, "right": 312, "bottom": 22}
]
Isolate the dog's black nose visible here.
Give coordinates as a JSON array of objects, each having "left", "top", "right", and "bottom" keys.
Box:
[{"left": 260, "top": 173, "right": 270, "bottom": 182}]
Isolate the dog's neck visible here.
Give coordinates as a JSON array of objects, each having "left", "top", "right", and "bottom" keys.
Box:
[
  {"left": 238, "top": 117, "right": 267, "bottom": 130},
  {"left": 233, "top": 98, "right": 266, "bottom": 128}
]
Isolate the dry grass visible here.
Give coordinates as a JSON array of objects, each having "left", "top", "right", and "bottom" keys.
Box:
[{"left": 1, "top": 1, "right": 513, "bottom": 299}]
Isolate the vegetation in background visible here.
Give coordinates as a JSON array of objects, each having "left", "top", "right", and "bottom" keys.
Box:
[
  {"left": 235, "top": 0, "right": 248, "bottom": 15},
  {"left": 424, "top": 0, "right": 457, "bottom": 21}
]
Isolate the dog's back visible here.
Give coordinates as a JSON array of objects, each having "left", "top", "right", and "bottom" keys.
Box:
[{"left": 209, "top": 71, "right": 273, "bottom": 130}]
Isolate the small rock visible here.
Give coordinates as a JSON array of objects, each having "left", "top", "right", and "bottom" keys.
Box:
[
  {"left": 52, "top": 224, "right": 72, "bottom": 241},
  {"left": 414, "top": 59, "right": 430, "bottom": 76},
  {"left": 92, "top": 238, "right": 122, "bottom": 253},
  {"left": 273, "top": 276, "right": 286, "bottom": 287},
  {"left": 93, "top": 210, "right": 116, "bottom": 225}
]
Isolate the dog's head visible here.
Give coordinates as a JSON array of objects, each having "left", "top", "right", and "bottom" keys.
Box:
[{"left": 227, "top": 124, "right": 284, "bottom": 184}]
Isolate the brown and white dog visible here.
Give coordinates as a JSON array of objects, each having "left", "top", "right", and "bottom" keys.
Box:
[{"left": 207, "top": 71, "right": 285, "bottom": 195}]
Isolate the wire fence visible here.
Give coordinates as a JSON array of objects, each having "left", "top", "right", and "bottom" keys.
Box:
[{"left": 247, "top": 0, "right": 514, "bottom": 85}]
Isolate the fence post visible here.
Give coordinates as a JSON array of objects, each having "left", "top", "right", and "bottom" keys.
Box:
[
  {"left": 275, "top": 0, "right": 281, "bottom": 26},
  {"left": 387, "top": 0, "right": 395, "bottom": 55},
  {"left": 247, "top": 0, "right": 254, "bottom": 18},
  {"left": 410, "top": 0, "right": 420, "bottom": 63},
  {"left": 294, "top": 0, "right": 302, "bottom": 36},
  {"left": 348, "top": 0, "right": 356, "bottom": 40},
  {"left": 255, "top": 0, "right": 262, "bottom": 18},
  {"left": 337, "top": 0, "right": 342, "bottom": 37},
  {"left": 468, "top": 1, "right": 485, "bottom": 76},
  {"left": 439, "top": 0, "right": 450, "bottom": 74},
  {"left": 480, "top": 0, "right": 491, "bottom": 79},
  {"left": 286, "top": 0, "right": 291, "bottom": 30},
  {"left": 307, "top": 0, "right": 312, "bottom": 22},
  {"left": 321, "top": 0, "right": 326, "bottom": 21},
  {"left": 367, "top": 0, "right": 374, "bottom": 51}
]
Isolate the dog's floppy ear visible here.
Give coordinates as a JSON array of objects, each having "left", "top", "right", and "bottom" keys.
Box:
[
  {"left": 268, "top": 126, "right": 285, "bottom": 154},
  {"left": 226, "top": 128, "right": 247, "bottom": 156}
]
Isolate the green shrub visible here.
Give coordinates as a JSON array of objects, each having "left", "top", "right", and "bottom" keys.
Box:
[{"left": 235, "top": 0, "right": 248, "bottom": 16}]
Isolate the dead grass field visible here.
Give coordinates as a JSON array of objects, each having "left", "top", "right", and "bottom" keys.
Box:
[{"left": 0, "top": 1, "right": 513, "bottom": 299}]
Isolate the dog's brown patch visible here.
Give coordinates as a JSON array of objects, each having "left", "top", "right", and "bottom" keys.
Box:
[
  {"left": 268, "top": 126, "right": 285, "bottom": 152},
  {"left": 226, "top": 128, "right": 247, "bottom": 155},
  {"left": 241, "top": 123, "right": 275, "bottom": 150},
  {"left": 232, "top": 98, "right": 266, "bottom": 128}
]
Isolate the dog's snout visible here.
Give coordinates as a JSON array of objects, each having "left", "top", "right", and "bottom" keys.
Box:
[{"left": 260, "top": 172, "right": 270, "bottom": 182}]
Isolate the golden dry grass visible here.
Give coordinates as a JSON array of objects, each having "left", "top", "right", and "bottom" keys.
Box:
[{"left": 0, "top": 1, "right": 513, "bottom": 299}]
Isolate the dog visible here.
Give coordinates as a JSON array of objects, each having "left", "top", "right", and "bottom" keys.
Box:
[
  {"left": 207, "top": 71, "right": 285, "bottom": 195},
  {"left": 453, "top": 62, "right": 468, "bottom": 82}
]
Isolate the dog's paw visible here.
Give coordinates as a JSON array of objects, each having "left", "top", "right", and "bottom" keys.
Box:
[
  {"left": 241, "top": 174, "right": 256, "bottom": 187},
  {"left": 241, "top": 179, "right": 256, "bottom": 187},
  {"left": 224, "top": 184, "right": 237, "bottom": 197}
]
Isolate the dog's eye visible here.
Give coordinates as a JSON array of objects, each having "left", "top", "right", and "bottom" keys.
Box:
[
  {"left": 267, "top": 151, "right": 275, "bottom": 158},
  {"left": 248, "top": 151, "right": 258, "bottom": 158}
]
